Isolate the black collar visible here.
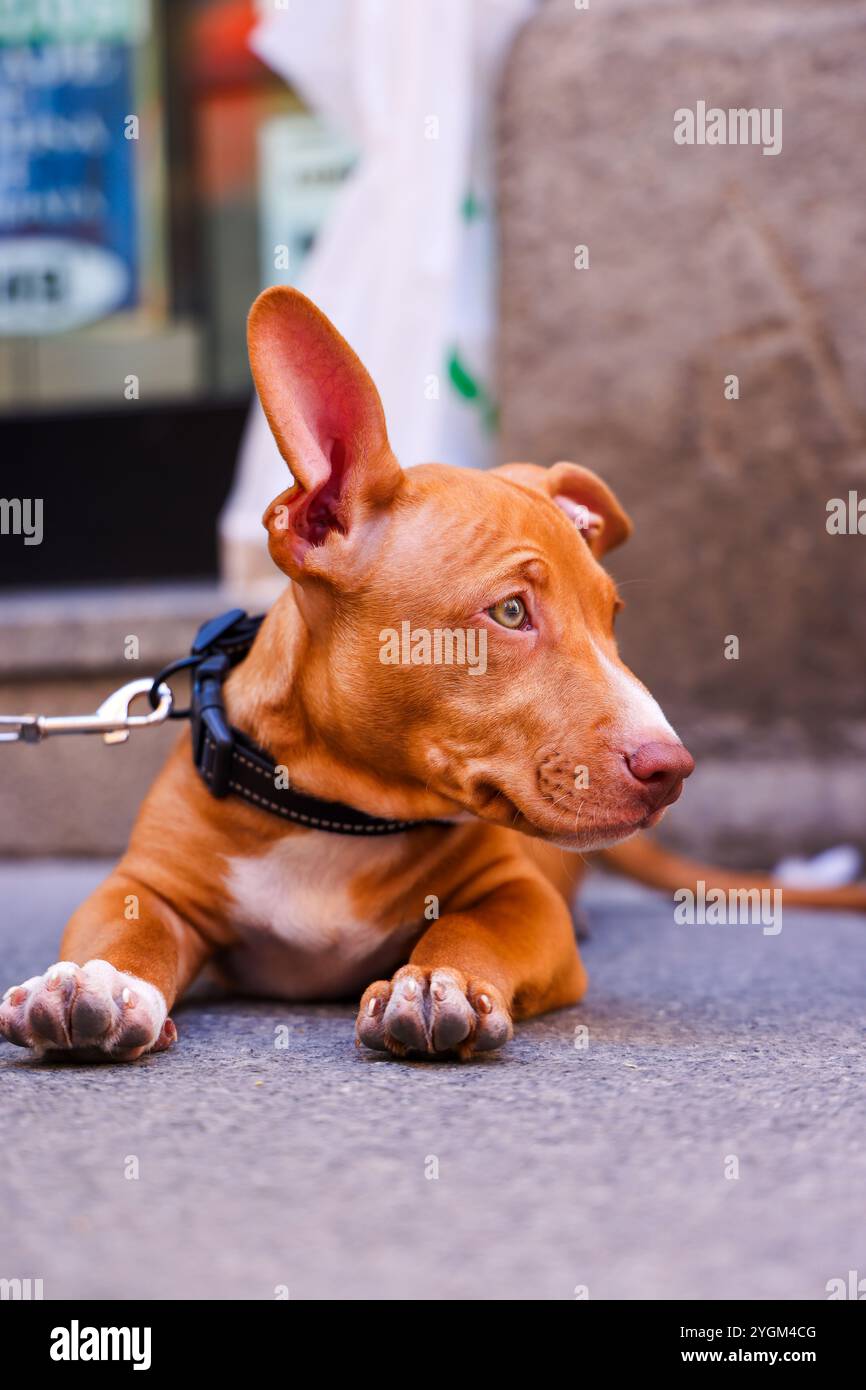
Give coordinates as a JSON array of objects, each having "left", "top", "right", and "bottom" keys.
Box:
[{"left": 153, "top": 608, "right": 443, "bottom": 836}]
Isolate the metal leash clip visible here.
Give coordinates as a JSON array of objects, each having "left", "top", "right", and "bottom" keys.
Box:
[{"left": 0, "top": 678, "right": 173, "bottom": 746}]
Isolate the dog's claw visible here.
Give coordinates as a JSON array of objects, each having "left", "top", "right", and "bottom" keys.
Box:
[
  {"left": 355, "top": 966, "right": 512, "bottom": 1060},
  {"left": 150, "top": 1018, "right": 177, "bottom": 1053}
]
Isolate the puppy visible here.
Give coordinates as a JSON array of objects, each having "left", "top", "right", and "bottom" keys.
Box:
[{"left": 3, "top": 286, "right": 705, "bottom": 1061}]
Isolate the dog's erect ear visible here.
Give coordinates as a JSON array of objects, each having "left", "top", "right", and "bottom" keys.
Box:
[
  {"left": 247, "top": 286, "right": 402, "bottom": 581},
  {"left": 495, "top": 461, "right": 632, "bottom": 557}
]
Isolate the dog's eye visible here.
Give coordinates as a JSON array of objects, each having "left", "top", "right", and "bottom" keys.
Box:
[{"left": 488, "top": 595, "right": 527, "bottom": 629}]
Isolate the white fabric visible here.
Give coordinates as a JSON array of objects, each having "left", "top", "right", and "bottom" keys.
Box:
[{"left": 219, "top": 0, "right": 535, "bottom": 590}]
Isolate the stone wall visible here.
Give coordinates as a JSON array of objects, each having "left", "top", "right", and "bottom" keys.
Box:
[{"left": 497, "top": 0, "right": 866, "bottom": 860}]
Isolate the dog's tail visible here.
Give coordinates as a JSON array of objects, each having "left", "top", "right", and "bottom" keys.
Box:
[{"left": 598, "top": 836, "right": 866, "bottom": 911}]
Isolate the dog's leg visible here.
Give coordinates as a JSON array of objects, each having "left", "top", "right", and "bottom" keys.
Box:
[
  {"left": 0, "top": 873, "right": 211, "bottom": 1060},
  {"left": 356, "top": 873, "right": 585, "bottom": 1059}
]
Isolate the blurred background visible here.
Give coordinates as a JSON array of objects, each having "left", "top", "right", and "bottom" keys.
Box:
[{"left": 0, "top": 0, "right": 864, "bottom": 869}]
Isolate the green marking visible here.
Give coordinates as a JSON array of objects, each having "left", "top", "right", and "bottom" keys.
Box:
[
  {"left": 448, "top": 350, "right": 480, "bottom": 401},
  {"left": 461, "top": 189, "right": 484, "bottom": 222},
  {"left": 447, "top": 349, "right": 499, "bottom": 435}
]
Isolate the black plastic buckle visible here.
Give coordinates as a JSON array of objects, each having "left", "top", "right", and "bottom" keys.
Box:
[
  {"left": 191, "top": 652, "right": 233, "bottom": 797},
  {"left": 189, "top": 608, "right": 251, "bottom": 794},
  {"left": 191, "top": 608, "right": 248, "bottom": 656}
]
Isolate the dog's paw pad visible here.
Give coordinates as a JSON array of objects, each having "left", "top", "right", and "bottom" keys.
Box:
[
  {"left": 0, "top": 959, "right": 171, "bottom": 1061},
  {"left": 355, "top": 966, "right": 512, "bottom": 1059}
]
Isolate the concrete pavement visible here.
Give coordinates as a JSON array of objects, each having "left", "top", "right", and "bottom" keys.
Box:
[{"left": 1, "top": 859, "right": 864, "bottom": 1300}]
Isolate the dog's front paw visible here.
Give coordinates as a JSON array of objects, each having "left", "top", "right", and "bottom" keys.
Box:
[
  {"left": 356, "top": 965, "right": 512, "bottom": 1060},
  {"left": 0, "top": 959, "right": 175, "bottom": 1061}
]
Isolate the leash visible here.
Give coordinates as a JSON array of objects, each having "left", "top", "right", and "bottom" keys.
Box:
[{"left": 1, "top": 607, "right": 441, "bottom": 837}]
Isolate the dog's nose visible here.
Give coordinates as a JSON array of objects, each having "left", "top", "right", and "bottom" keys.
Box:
[{"left": 626, "top": 740, "right": 695, "bottom": 806}]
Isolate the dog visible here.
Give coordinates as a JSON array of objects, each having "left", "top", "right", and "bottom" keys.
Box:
[{"left": 2, "top": 288, "right": 862, "bottom": 1062}]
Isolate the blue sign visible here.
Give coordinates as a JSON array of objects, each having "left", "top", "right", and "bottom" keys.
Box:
[{"left": 0, "top": 6, "right": 147, "bottom": 333}]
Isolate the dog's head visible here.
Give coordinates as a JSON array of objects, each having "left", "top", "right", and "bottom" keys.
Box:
[{"left": 247, "top": 287, "right": 692, "bottom": 850}]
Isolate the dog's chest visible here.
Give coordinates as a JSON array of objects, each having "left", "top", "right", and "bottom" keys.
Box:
[{"left": 222, "top": 834, "right": 421, "bottom": 998}]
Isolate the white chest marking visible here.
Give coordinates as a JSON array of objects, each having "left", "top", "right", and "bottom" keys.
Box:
[{"left": 223, "top": 835, "right": 420, "bottom": 998}]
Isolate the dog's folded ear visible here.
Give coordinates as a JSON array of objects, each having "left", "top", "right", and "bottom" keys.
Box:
[
  {"left": 546, "top": 461, "right": 632, "bottom": 556},
  {"left": 494, "top": 461, "right": 632, "bottom": 557},
  {"left": 247, "top": 286, "right": 403, "bottom": 582}
]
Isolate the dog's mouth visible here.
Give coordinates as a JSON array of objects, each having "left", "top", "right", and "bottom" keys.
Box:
[
  {"left": 464, "top": 778, "right": 656, "bottom": 850},
  {"left": 468, "top": 780, "right": 524, "bottom": 828}
]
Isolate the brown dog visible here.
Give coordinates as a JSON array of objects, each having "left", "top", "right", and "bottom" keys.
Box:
[{"left": 1, "top": 289, "right": 858, "bottom": 1063}]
